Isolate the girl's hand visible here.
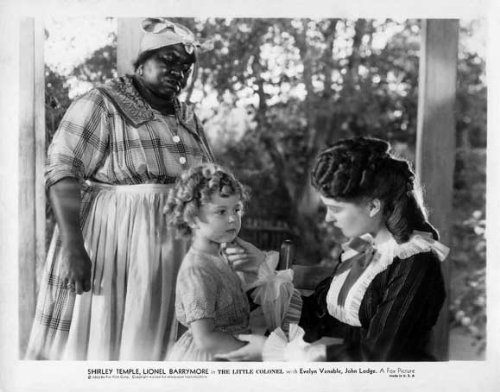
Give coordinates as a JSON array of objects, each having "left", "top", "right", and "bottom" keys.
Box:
[
  {"left": 214, "top": 334, "right": 267, "bottom": 361},
  {"left": 190, "top": 319, "right": 246, "bottom": 355},
  {"left": 225, "top": 237, "right": 265, "bottom": 274}
]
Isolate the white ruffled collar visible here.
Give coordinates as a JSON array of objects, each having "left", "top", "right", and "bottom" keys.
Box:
[
  {"left": 341, "top": 231, "right": 449, "bottom": 263},
  {"left": 326, "top": 231, "right": 449, "bottom": 327},
  {"left": 375, "top": 231, "right": 449, "bottom": 262}
]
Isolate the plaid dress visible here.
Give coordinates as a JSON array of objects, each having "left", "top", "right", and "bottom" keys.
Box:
[{"left": 26, "top": 76, "right": 214, "bottom": 360}]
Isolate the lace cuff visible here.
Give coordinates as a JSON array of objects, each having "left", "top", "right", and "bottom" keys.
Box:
[{"left": 263, "top": 324, "right": 326, "bottom": 362}]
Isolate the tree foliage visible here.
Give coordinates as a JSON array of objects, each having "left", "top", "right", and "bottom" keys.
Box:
[{"left": 175, "top": 18, "right": 485, "bottom": 264}]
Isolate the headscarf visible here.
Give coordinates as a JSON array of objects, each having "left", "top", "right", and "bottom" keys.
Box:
[{"left": 139, "top": 18, "right": 202, "bottom": 56}]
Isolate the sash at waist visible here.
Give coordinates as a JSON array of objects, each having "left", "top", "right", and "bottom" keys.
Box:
[{"left": 86, "top": 180, "right": 173, "bottom": 194}]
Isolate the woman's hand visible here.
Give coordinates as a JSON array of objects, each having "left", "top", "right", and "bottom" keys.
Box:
[
  {"left": 59, "top": 240, "right": 92, "bottom": 295},
  {"left": 50, "top": 178, "right": 92, "bottom": 295},
  {"left": 214, "top": 334, "right": 267, "bottom": 361},
  {"left": 225, "top": 237, "right": 265, "bottom": 274}
]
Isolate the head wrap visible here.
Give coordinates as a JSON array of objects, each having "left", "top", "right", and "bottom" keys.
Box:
[{"left": 139, "top": 18, "right": 202, "bottom": 56}]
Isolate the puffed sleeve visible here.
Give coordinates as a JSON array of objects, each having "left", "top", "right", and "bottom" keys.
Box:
[
  {"left": 45, "top": 89, "right": 110, "bottom": 188},
  {"left": 176, "top": 264, "right": 219, "bottom": 324},
  {"left": 325, "top": 252, "right": 446, "bottom": 361}
]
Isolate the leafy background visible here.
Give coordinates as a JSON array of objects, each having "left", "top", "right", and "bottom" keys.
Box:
[{"left": 44, "top": 17, "right": 486, "bottom": 359}]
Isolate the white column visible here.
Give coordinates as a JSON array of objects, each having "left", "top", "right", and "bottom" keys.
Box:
[
  {"left": 18, "top": 17, "right": 45, "bottom": 355},
  {"left": 117, "top": 18, "right": 143, "bottom": 76},
  {"left": 416, "top": 19, "right": 459, "bottom": 360}
]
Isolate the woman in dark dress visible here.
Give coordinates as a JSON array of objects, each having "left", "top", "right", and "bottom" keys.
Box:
[{"left": 218, "top": 136, "right": 449, "bottom": 362}]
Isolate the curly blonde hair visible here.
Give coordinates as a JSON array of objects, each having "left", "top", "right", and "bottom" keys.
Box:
[{"left": 165, "top": 163, "right": 250, "bottom": 237}]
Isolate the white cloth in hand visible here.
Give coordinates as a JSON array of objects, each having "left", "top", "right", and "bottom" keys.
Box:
[{"left": 263, "top": 324, "right": 326, "bottom": 362}]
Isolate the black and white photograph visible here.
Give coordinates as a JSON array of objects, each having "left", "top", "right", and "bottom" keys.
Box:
[{"left": 1, "top": 0, "right": 498, "bottom": 391}]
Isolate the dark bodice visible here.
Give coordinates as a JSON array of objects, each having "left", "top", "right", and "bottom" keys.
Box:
[{"left": 300, "top": 251, "right": 446, "bottom": 361}]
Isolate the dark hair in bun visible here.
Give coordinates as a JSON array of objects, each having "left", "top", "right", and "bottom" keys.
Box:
[{"left": 311, "top": 137, "right": 438, "bottom": 243}]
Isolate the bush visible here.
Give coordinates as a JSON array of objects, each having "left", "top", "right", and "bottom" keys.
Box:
[{"left": 449, "top": 149, "right": 486, "bottom": 355}]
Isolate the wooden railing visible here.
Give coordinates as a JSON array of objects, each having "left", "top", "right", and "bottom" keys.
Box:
[
  {"left": 239, "top": 218, "right": 297, "bottom": 251},
  {"left": 292, "top": 265, "right": 334, "bottom": 291},
  {"left": 240, "top": 218, "right": 335, "bottom": 290}
]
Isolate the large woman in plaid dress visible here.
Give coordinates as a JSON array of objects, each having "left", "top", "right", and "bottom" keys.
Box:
[{"left": 26, "top": 18, "right": 214, "bottom": 360}]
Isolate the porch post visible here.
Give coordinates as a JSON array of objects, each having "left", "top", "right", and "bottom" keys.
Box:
[
  {"left": 18, "top": 17, "right": 46, "bottom": 355},
  {"left": 416, "top": 19, "right": 459, "bottom": 360},
  {"left": 117, "top": 18, "right": 143, "bottom": 76}
]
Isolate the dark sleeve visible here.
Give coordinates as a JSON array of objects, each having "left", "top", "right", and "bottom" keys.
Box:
[
  {"left": 299, "top": 275, "right": 346, "bottom": 343},
  {"left": 325, "top": 252, "right": 446, "bottom": 361}
]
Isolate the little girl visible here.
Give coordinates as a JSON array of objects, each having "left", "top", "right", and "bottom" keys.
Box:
[{"left": 165, "top": 163, "right": 299, "bottom": 361}]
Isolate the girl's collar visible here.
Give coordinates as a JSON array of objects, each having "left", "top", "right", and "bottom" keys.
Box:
[{"left": 190, "top": 246, "right": 223, "bottom": 260}]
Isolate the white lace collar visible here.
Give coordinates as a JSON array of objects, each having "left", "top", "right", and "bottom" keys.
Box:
[
  {"left": 392, "top": 231, "right": 449, "bottom": 261},
  {"left": 326, "top": 232, "right": 449, "bottom": 327}
]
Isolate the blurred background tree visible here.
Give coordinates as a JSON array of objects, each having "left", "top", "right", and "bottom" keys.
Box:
[{"left": 44, "top": 17, "right": 486, "bottom": 358}]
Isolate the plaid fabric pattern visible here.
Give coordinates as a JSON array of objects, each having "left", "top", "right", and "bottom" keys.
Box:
[
  {"left": 26, "top": 78, "right": 214, "bottom": 360},
  {"left": 45, "top": 77, "right": 215, "bottom": 252},
  {"left": 46, "top": 77, "right": 214, "bottom": 189},
  {"left": 38, "top": 237, "right": 75, "bottom": 332}
]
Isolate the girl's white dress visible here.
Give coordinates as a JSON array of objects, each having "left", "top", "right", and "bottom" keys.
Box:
[{"left": 167, "top": 248, "right": 251, "bottom": 361}]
